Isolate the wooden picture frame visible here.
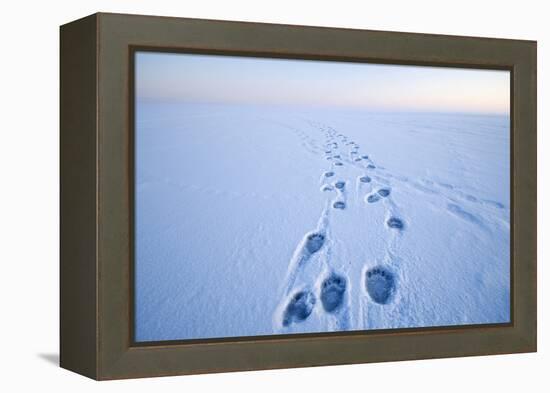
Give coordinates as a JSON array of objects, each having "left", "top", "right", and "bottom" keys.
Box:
[{"left": 60, "top": 12, "right": 537, "bottom": 380}]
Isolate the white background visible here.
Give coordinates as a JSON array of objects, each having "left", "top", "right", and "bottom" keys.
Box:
[{"left": 0, "top": 0, "right": 546, "bottom": 391}]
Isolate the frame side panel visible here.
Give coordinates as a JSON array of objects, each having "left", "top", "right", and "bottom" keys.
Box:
[
  {"left": 60, "top": 14, "right": 99, "bottom": 379},
  {"left": 512, "top": 42, "right": 537, "bottom": 350}
]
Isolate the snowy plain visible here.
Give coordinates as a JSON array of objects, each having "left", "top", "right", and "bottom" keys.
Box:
[{"left": 135, "top": 101, "right": 510, "bottom": 342}]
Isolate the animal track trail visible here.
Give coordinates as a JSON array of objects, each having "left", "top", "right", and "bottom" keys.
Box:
[
  {"left": 325, "top": 128, "right": 398, "bottom": 217},
  {"left": 318, "top": 125, "right": 359, "bottom": 324},
  {"left": 405, "top": 177, "right": 504, "bottom": 229},
  {"left": 280, "top": 122, "right": 407, "bottom": 331},
  {"left": 397, "top": 175, "right": 506, "bottom": 225},
  {"left": 277, "top": 122, "right": 350, "bottom": 328},
  {"left": 331, "top": 180, "right": 347, "bottom": 210},
  {"left": 352, "top": 152, "right": 406, "bottom": 326},
  {"left": 446, "top": 203, "right": 487, "bottom": 230},
  {"left": 287, "top": 123, "right": 326, "bottom": 158},
  {"left": 361, "top": 170, "right": 406, "bottom": 230},
  {"left": 355, "top": 174, "right": 374, "bottom": 203},
  {"left": 320, "top": 128, "right": 356, "bottom": 212},
  {"left": 276, "top": 215, "right": 332, "bottom": 328},
  {"left": 376, "top": 168, "right": 494, "bottom": 229},
  {"left": 364, "top": 183, "right": 407, "bottom": 257}
]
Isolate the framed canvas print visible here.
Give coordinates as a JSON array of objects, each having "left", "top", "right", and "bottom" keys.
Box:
[{"left": 60, "top": 13, "right": 537, "bottom": 380}]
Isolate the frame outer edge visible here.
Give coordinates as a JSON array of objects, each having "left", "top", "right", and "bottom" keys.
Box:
[
  {"left": 59, "top": 13, "right": 100, "bottom": 380},
  {"left": 519, "top": 41, "right": 537, "bottom": 351}
]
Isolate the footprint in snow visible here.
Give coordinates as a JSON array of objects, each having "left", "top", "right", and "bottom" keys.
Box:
[
  {"left": 333, "top": 201, "right": 346, "bottom": 210},
  {"left": 366, "top": 194, "right": 381, "bottom": 203},
  {"left": 282, "top": 291, "right": 316, "bottom": 326},
  {"left": 447, "top": 203, "right": 482, "bottom": 225},
  {"left": 324, "top": 171, "right": 335, "bottom": 178},
  {"left": 334, "top": 162, "right": 344, "bottom": 167},
  {"left": 378, "top": 188, "right": 391, "bottom": 197},
  {"left": 483, "top": 199, "right": 505, "bottom": 209},
  {"left": 305, "top": 233, "right": 325, "bottom": 254},
  {"left": 334, "top": 181, "right": 345, "bottom": 190},
  {"left": 367, "top": 164, "right": 376, "bottom": 169},
  {"left": 359, "top": 175, "right": 371, "bottom": 183},
  {"left": 365, "top": 267, "right": 395, "bottom": 304},
  {"left": 320, "top": 274, "right": 346, "bottom": 313},
  {"left": 386, "top": 217, "right": 404, "bottom": 230}
]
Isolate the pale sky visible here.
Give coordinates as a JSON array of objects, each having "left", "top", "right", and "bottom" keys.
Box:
[{"left": 136, "top": 51, "right": 510, "bottom": 114}]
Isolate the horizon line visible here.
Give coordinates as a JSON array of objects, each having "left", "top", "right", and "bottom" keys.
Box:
[{"left": 136, "top": 97, "right": 510, "bottom": 117}]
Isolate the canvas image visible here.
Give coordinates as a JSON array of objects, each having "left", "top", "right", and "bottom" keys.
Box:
[{"left": 133, "top": 51, "right": 510, "bottom": 342}]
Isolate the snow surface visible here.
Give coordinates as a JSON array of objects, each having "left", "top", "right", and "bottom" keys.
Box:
[{"left": 135, "top": 102, "right": 510, "bottom": 342}]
